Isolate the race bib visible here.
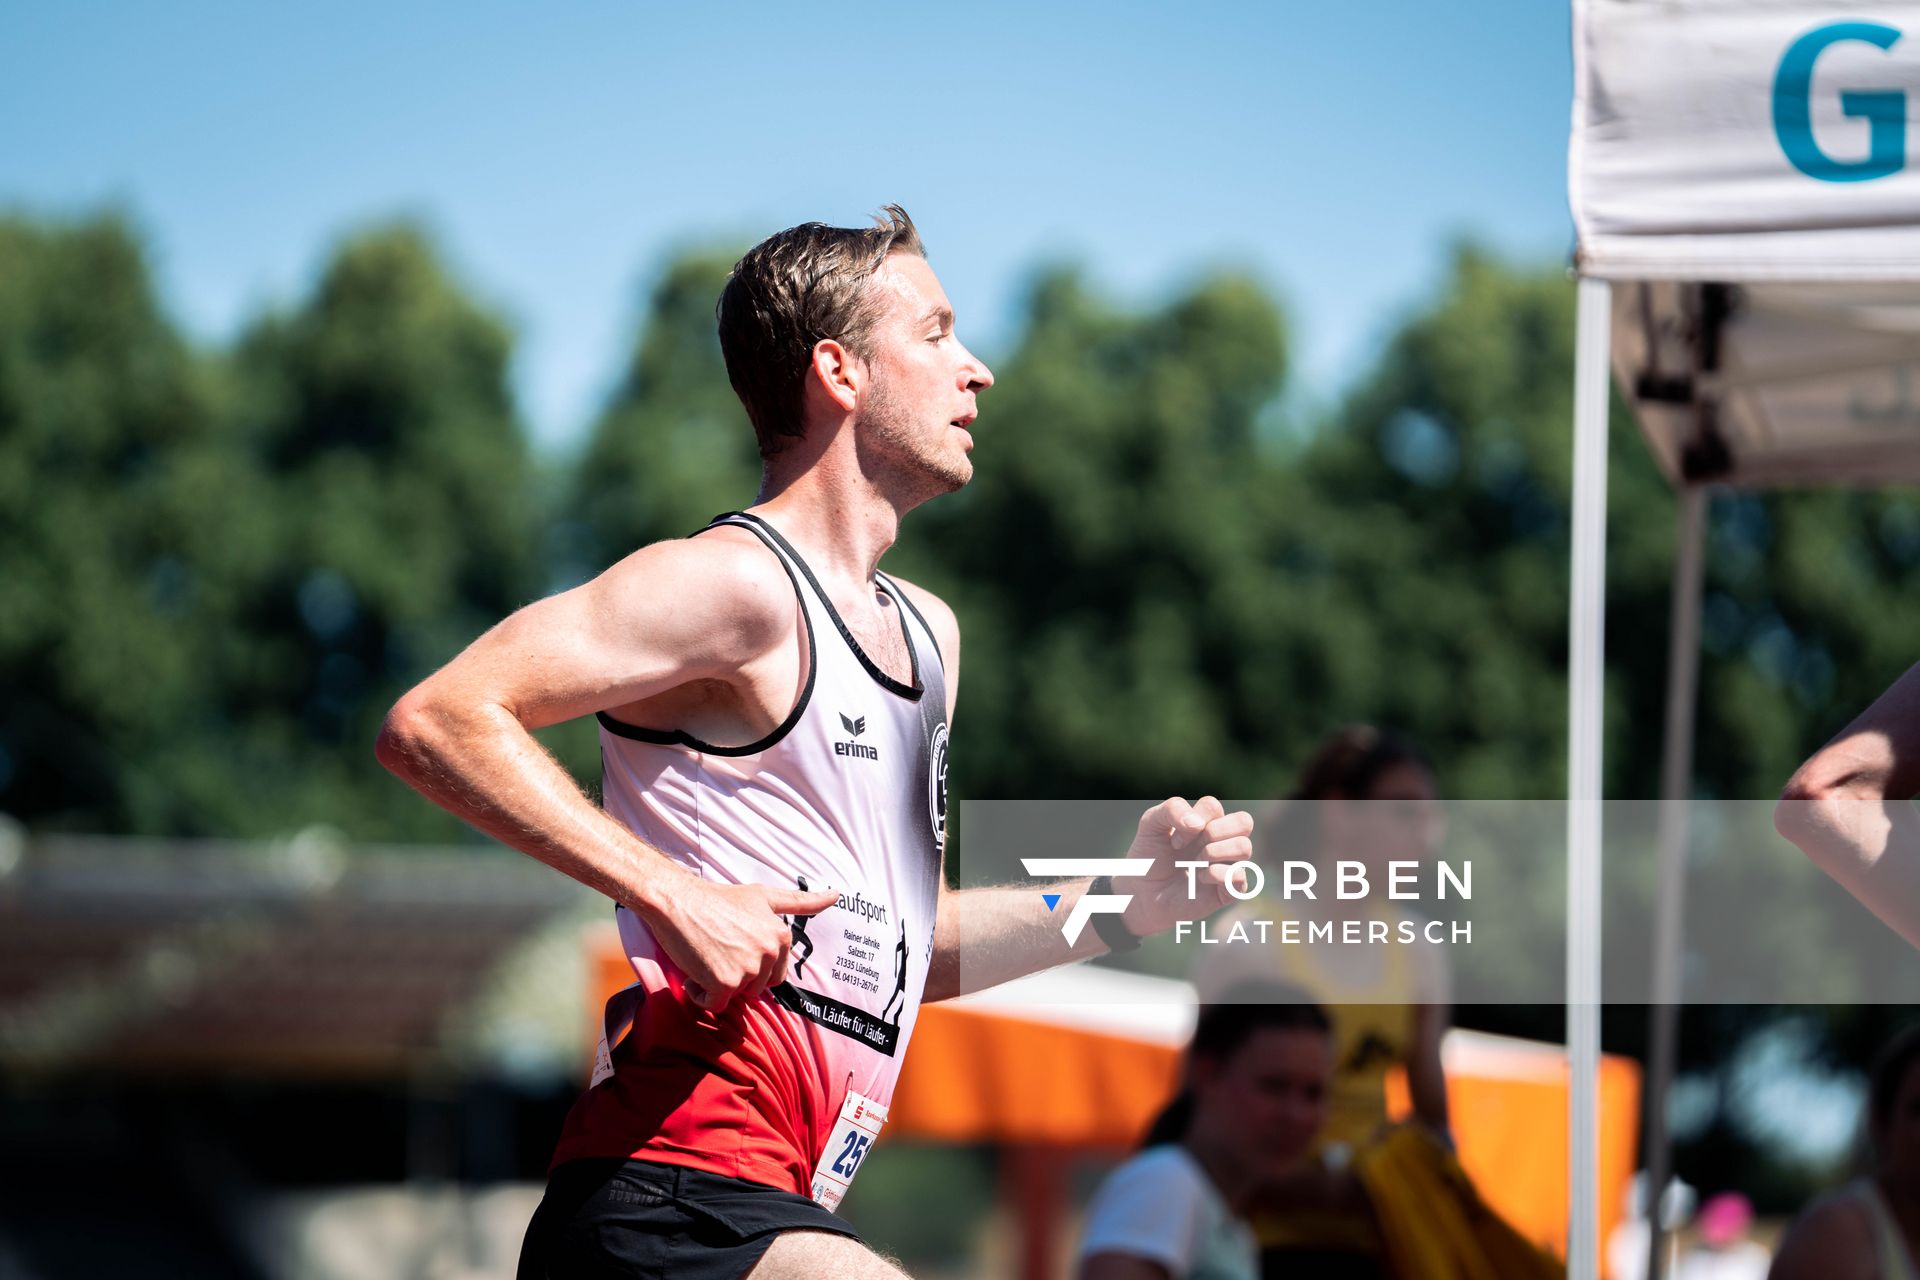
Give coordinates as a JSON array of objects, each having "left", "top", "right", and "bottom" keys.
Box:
[{"left": 809, "top": 1089, "right": 888, "bottom": 1211}]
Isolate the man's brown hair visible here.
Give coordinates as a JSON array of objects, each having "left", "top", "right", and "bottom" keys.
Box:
[{"left": 716, "top": 205, "right": 925, "bottom": 457}]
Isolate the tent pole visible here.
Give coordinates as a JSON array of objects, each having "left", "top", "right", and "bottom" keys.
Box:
[
  {"left": 1569, "top": 276, "right": 1611, "bottom": 1280},
  {"left": 1643, "top": 484, "right": 1707, "bottom": 1280}
]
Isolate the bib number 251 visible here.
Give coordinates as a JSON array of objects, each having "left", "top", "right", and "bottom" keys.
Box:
[
  {"left": 831, "top": 1130, "right": 872, "bottom": 1177},
  {"left": 809, "top": 1090, "right": 888, "bottom": 1212}
]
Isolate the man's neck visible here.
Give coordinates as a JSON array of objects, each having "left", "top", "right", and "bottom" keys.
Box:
[
  {"left": 753, "top": 430, "right": 915, "bottom": 586},
  {"left": 752, "top": 460, "right": 902, "bottom": 587}
]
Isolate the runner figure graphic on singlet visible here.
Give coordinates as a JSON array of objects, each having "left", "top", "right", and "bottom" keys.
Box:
[
  {"left": 791, "top": 875, "right": 819, "bottom": 980},
  {"left": 883, "top": 919, "right": 908, "bottom": 1026},
  {"left": 377, "top": 206, "right": 1257, "bottom": 1280}
]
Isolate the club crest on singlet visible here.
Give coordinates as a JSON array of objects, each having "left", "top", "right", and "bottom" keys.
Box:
[{"left": 929, "top": 721, "right": 949, "bottom": 852}]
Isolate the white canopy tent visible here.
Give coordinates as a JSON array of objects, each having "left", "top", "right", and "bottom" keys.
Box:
[{"left": 1571, "top": 4, "right": 1920, "bottom": 1277}]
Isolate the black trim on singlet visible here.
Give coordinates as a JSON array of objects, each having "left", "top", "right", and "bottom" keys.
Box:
[
  {"left": 725, "top": 511, "right": 924, "bottom": 702},
  {"left": 594, "top": 515, "right": 818, "bottom": 757},
  {"left": 875, "top": 570, "right": 946, "bottom": 675}
]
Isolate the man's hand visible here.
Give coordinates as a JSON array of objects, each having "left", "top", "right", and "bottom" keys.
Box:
[
  {"left": 1118, "top": 796, "right": 1255, "bottom": 940},
  {"left": 641, "top": 878, "right": 841, "bottom": 1011}
]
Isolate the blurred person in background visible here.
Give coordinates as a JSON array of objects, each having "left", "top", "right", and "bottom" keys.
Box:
[
  {"left": 1192, "top": 726, "right": 1449, "bottom": 1277},
  {"left": 1676, "top": 1192, "right": 1768, "bottom": 1280},
  {"left": 1776, "top": 660, "right": 1920, "bottom": 950},
  {"left": 377, "top": 205, "right": 1255, "bottom": 1280},
  {"left": 1077, "top": 986, "right": 1335, "bottom": 1280},
  {"left": 1769, "top": 1023, "right": 1920, "bottom": 1280}
]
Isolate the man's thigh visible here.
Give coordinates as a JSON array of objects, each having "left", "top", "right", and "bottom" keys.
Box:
[{"left": 745, "top": 1229, "right": 912, "bottom": 1279}]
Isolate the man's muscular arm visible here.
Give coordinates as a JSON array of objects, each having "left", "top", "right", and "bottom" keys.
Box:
[
  {"left": 375, "top": 535, "right": 838, "bottom": 1008},
  {"left": 1775, "top": 660, "right": 1920, "bottom": 948},
  {"left": 887, "top": 579, "right": 1254, "bottom": 1003}
]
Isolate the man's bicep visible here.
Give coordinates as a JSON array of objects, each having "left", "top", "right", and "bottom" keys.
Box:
[{"left": 415, "top": 539, "right": 790, "bottom": 731}]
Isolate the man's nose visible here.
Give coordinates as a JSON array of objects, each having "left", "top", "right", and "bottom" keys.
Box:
[{"left": 963, "top": 346, "right": 994, "bottom": 391}]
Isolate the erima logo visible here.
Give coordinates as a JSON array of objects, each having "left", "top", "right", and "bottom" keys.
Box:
[
  {"left": 1021, "top": 858, "right": 1154, "bottom": 946},
  {"left": 835, "top": 712, "right": 878, "bottom": 761}
]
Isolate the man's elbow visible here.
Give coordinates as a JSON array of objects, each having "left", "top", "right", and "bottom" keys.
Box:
[
  {"left": 375, "top": 692, "right": 447, "bottom": 783},
  {"left": 1774, "top": 756, "right": 1858, "bottom": 867}
]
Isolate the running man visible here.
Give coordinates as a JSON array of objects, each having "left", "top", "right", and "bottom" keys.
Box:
[
  {"left": 1776, "top": 660, "right": 1920, "bottom": 949},
  {"left": 883, "top": 920, "right": 908, "bottom": 1026},
  {"left": 376, "top": 206, "right": 1254, "bottom": 1279},
  {"left": 790, "top": 876, "right": 817, "bottom": 979}
]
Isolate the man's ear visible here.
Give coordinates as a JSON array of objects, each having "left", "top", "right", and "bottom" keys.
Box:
[{"left": 809, "top": 338, "right": 862, "bottom": 414}]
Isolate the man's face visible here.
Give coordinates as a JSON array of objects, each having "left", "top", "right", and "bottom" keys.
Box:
[{"left": 851, "top": 253, "right": 994, "bottom": 497}]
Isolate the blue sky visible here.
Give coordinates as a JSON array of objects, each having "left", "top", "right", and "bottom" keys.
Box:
[{"left": 1, "top": 2, "right": 1575, "bottom": 452}]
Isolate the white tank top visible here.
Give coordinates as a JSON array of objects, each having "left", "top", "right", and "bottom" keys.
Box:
[{"left": 557, "top": 510, "right": 948, "bottom": 1197}]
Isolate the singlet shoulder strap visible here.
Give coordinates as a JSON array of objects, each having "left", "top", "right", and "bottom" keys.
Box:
[
  {"left": 593, "top": 512, "right": 817, "bottom": 757},
  {"left": 726, "top": 511, "right": 924, "bottom": 701},
  {"left": 874, "top": 570, "right": 947, "bottom": 674}
]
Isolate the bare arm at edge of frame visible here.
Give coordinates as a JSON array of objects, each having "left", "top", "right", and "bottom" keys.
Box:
[
  {"left": 1775, "top": 661, "right": 1920, "bottom": 950},
  {"left": 1766, "top": 1194, "right": 1877, "bottom": 1280}
]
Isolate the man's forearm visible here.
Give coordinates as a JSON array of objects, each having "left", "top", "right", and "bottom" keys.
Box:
[
  {"left": 924, "top": 880, "right": 1110, "bottom": 1002},
  {"left": 376, "top": 696, "right": 685, "bottom": 916}
]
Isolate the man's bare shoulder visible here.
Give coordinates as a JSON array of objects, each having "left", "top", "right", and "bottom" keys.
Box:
[{"left": 593, "top": 526, "right": 796, "bottom": 660}]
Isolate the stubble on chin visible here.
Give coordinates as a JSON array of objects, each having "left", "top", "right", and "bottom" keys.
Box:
[{"left": 858, "top": 382, "right": 973, "bottom": 499}]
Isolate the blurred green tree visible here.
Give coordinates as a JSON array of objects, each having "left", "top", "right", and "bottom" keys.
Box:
[
  {"left": 217, "top": 222, "right": 541, "bottom": 838},
  {"left": 893, "top": 266, "right": 1298, "bottom": 801},
  {"left": 1318, "top": 243, "right": 1920, "bottom": 804},
  {"left": 0, "top": 213, "right": 257, "bottom": 833},
  {"left": 565, "top": 249, "right": 761, "bottom": 579}
]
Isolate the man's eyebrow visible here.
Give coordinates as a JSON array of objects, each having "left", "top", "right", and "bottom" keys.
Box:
[{"left": 920, "top": 305, "right": 954, "bottom": 329}]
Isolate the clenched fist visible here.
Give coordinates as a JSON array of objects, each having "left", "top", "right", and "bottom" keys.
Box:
[{"left": 1120, "top": 795, "right": 1256, "bottom": 939}]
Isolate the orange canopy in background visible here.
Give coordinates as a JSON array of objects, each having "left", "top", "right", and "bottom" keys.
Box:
[
  {"left": 887, "top": 966, "right": 1641, "bottom": 1269},
  {"left": 890, "top": 966, "right": 1192, "bottom": 1148},
  {"left": 588, "top": 941, "right": 1642, "bottom": 1273},
  {"left": 1381, "top": 1033, "right": 1641, "bottom": 1267}
]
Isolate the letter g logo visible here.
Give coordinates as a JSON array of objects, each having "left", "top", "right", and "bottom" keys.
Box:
[{"left": 1773, "top": 22, "right": 1906, "bottom": 182}]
